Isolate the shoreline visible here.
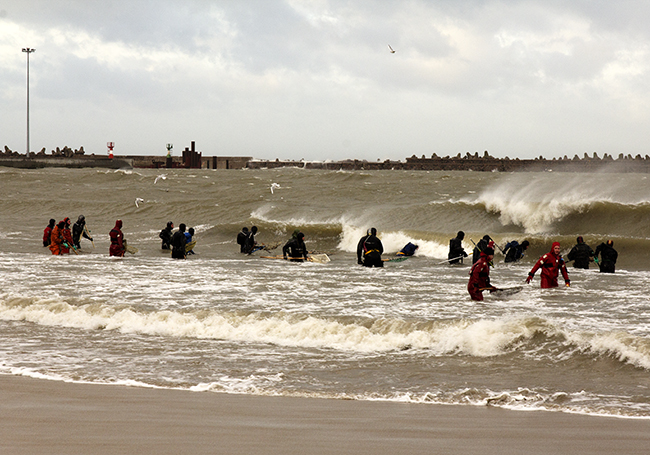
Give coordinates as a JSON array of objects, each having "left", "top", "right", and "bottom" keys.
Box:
[{"left": 3, "top": 375, "right": 650, "bottom": 455}]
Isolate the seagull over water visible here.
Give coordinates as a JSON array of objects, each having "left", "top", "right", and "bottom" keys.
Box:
[{"left": 388, "top": 44, "right": 396, "bottom": 53}]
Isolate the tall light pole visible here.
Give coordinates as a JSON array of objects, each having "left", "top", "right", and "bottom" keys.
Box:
[{"left": 22, "top": 47, "right": 35, "bottom": 155}]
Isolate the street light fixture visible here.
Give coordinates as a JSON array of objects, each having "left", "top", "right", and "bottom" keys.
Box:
[{"left": 22, "top": 47, "right": 35, "bottom": 155}]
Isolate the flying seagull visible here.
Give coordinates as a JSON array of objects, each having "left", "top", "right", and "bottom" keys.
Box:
[
  {"left": 135, "top": 198, "right": 144, "bottom": 208},
  {"left": 388, "top": 44, "right": 396, "bottom": 53}
]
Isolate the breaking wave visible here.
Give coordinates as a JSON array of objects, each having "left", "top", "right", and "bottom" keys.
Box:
[{"left": 2, "top": 294, "right": 650, "bottom": 370}]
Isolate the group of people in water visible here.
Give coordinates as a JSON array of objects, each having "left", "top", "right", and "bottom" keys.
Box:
[
  {"left": 43, "top": 215, "right": 94, "bottom": 255},
  {"left": 43, "top": 217, "right": 620, "bottom": 301},
  {"left": 43, "top": 218, "right": 198, "bottom": 259},
  {"left": 447, "top": 231, "right": 619, "bottom": 301},
  {"left": 237, "top": 226, "right": 310, "bottom": 262},
  {"left": 159, "top": 221, "right": 196, "bottom": 259}
]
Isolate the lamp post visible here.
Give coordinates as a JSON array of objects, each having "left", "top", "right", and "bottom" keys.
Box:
[{"left": 22, "top": 47, "right": 35, "bottom": 155}]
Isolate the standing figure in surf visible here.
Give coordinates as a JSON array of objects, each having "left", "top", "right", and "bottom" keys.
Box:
[
  {"left": 72, "top": 215, "right": 93, "bottom": 249},
  {"left": 472, "top": 235, "right": 492, "bottom": 264},
  {"left": 159, "top": 221, "right": 174, "bottom": 250},
  {"left": 48, "top": 220, "right": 65, "bottom": 255},
  {"left": 357, "top": 228, "right": 383, "bottom": 267},
  {"left": 526, "top": 242, "right": 570, "bottom": 288},
  {"left": 448, "top": 231, "right": 468, "bottom": 264},
  {"left": 243, "top": 226, "right": 258, "bottom": 254},
  {"left": 109, "top": 220, "right": 125, "bottom": 257},
  {"left": 283, "top": 231, "right": 308, "bottom": 262},
  {"left": 184, "top": 227, "right": 195, "bottom": 255},
  {"left": 468, "top": 247, "right": 495, "bottom": 301},
  {"left": 594, "top": 240, "right": 618, "bottom": 273},
  {"left": 171, "top": 224, "right": 187, "bottom": 259},
  {"left": 567, "top": 236, "right": 594, "bottom": 269},
  {"left": 43, "top": 218, "right": 55, "bottom": 247},
  {"left": 237, "top": 227, "right": 249, "bottom": 253},
  {"left": 60, "top": 217, "right": 74, "bottom": 254}
]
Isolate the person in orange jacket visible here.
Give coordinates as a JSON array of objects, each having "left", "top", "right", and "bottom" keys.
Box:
[
  {"left": 109, "top": 220, "right": 125, "bottom": 257},
  {"left": 49, "top": 221, "right": 65, "bottom": 255},
  {"left": 526, "top": 242, "right": 570, "bottom": 288}
]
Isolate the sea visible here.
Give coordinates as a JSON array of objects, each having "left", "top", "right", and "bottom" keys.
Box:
[{"left": 1, "top": 166, "right": 649, "bottom": 419}]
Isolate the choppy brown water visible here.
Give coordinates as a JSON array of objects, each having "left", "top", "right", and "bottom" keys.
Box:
[{"left": 1, "top": 167, "right": 649, "bottom": 418}]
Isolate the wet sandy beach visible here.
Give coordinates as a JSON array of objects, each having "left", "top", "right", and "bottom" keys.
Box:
[{"left": 2, "top": 375, "right": 650, "bottom": 455}]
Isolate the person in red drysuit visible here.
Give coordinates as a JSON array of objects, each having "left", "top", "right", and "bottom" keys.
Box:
[
  {"left": 468, "top": 246, "right": 495, "bottom": 301},
  {"left": 49, "top": 221, "right": 66, "bottom": 255},
  {"left": 43, "top": 219, "right": 55, "bottom": 247},
  {"left": 60, "top": 217, "right": 74, "bottom": 254},
  {"left": 526, "top": 242, "right": 570, "bottom": 288},
  {"left": 109, "top": 220, "right": 125, "bottom": 257}
]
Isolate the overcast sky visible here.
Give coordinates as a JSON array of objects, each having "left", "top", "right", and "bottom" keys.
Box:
[{"left": 2, "top": 0, "right": 649, "bottom": 161}]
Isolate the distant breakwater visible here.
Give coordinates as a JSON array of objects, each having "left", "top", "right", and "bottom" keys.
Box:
[
  {"left": 249, "top": 151, "right": 650, "bottom": 173},
  {"left": 3, "top": 144, "right": 650, "bottom": 172}
]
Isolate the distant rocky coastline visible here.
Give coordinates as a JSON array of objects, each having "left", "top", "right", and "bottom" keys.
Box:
[
  {"left": 248, "top": 150, "right": 650, "bottom": 172},
  {"left": 2, "top": 144, "right": 650, "bottom": 172},
  {"left": 1, "top": 145, "right": 132, "bottom": 169}
]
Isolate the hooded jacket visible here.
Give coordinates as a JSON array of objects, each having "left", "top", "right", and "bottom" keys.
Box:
[
  {"left": 61, "top": 217, "right": 74, "bottom": 254},
  {"left": 43, "top": 219, "right": 55, "bottom": 247},
  {"left": 49, "top": 221, "right": 65, "bottom": 255},
  {"left": 357, "top": 228, "right": 383, "bottom": 267},
  {"left": 468, "top": 247, "right": 494, "bottom": 301},
  {"left": 109, "top": 220, "right": 125, "bottom": 257},
  {"left": 159, "top": 222, "right": 174, "bottom": 249},
  {"left": 448, "top": 231, "right": 468, "bottom": 264},
  {"left": 72, "top": 215, "right": 92, "bottom": 248},
  {"left": 567, "top": 237, "right": 594, "bottom": 269},
  {"left": 594, "top": 240, "right": 617, "bottom": 273},
  {"left": 528, "top": 242, "right": 570, "bottom": 288},
  {"left": 472, "top": 235, "right": 491, "bottom": 264},
  {"left": 283, "top": 232, "right": 308, "bottom": 261},
  {"left": 237, "top": 227, "right": 249, "bottom": 253}
]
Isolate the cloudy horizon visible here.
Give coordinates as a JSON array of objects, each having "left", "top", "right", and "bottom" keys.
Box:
[{"left": 2, "top": 1, "right": 649, "bottom": 161}]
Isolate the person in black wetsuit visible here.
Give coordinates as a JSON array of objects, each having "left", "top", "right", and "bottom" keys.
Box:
[
  {"left": 448, "top": 231, "right": 468, "bottom": 264},
  {"left": 283, "top": 232, "right": 308, "bottom": 262},
  {"left": 159, "top": 221, "right": 174, "bottom": 250},
  {"left": 237, "top": 227, "right": 249, "bottom": 253},
  {"left": 357, "top": 228, "right": 384, "bottom": 267},
  {"left": 472, "top": 235, "right": 492, "bottom": 264},
  {"left": 171, "top": 223, "right": 187, "bottom": 259},
  {"left": 243, "top": 226, "right": 258, "bottom": 254},
  {"left": 503, "top": 240, "right": 529, "bottom": 263},
  {"left": 567, "top": 236, "right": 594, "bottom": 269},
  {"left": 72, "top": 215, "right": 93, "bottom": 249},
  {"left": 594, "top": 240, "right": 618, "bottom": 273}
]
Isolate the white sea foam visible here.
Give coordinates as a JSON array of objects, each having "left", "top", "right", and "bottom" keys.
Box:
[
  {"left": 338, "top": 224, "right": 450, "bottom": 258},
  {"left": 190, "top": 373, "right": 284, "bottom": 394},
  {"left": 251, "top": 207, "right": 344, "bottom": 230},
  {"left": 5, "top": 293, "right": 649, "bottom": 372},
  {"left": 565, "top": 329, "right": 650, "bottom": 370},
  {"left": 477, "top": 186, "right": 602, "bottom": 233},
  {"left": 477, "top": 173, "right": 650, "bottom": 233}
]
